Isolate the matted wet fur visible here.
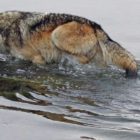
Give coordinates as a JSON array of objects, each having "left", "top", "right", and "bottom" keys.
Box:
[{"left": 0, "top": 11, "right": 138, "bottom": 77}]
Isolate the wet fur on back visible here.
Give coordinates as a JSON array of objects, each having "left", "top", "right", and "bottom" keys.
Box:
[{"left": 0, "top": 11, "right": 138, "bottom": 77}]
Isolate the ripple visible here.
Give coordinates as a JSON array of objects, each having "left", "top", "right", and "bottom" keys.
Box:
[{"left": 0, "top": 57, "right": 140, "bottom": 139}]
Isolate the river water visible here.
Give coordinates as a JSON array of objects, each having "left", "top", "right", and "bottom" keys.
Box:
[{"left": 0, "top": 0, "right": 140, "bottom": 140}]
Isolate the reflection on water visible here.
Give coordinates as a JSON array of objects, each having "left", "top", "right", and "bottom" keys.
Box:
[{"left": 0, "top": 56, "right": 140, "bottom": 140}]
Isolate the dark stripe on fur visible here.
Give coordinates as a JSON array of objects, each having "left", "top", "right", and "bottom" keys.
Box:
[{"left": 30, "top": 13, "right": 102, "bottom": 32}]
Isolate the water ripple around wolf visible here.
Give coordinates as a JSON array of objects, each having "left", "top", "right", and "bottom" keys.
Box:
[{"left": 0, "top": 58, "right": 140, "bottom": 139}]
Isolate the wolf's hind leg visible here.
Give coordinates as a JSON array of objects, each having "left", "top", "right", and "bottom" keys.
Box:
[{"left": 51, "top": 21, "right": 98, "bottom": 63}]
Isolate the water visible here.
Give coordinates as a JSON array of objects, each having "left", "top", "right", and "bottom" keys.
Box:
[
  {"left": 0, "top": 57, "right": 140, "bottom": 140},
  {"left": 0, "top": 0, "right": 140, "bottom": 140}
]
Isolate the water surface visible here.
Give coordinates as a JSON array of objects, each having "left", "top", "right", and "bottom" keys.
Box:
[{"left": 0, "top": 56, "right": 140, "bottom": 140}]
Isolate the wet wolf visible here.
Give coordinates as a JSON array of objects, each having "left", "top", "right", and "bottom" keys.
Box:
[{"left": 0, "top": 11, "right": 138, "bottom": 77}]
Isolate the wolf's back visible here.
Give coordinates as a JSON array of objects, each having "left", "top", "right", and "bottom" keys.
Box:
[
  {"left": 0, "top": 11, "right": 45, "bottom": 53},
  {"left": 0, "top": 11, "right": 45, "bottom": 31},
  {"left": 0, "top": 11, "right": 24, "bottom": 31}
]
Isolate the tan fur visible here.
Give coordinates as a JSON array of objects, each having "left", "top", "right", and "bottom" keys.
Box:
[
  {"left": 51, "top": 21, "right": 99, "bottom": 64},
  {"left": 0, "top": 11, "right": 138, "bottom": 76}
]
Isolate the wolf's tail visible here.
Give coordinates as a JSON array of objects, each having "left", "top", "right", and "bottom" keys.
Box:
[{"left": 96, "top": 29, "right": 138, "bottom": 77}]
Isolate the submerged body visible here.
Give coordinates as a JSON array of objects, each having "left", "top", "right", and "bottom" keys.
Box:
[{"left": 0, "top": 11, "right": 137, "bottom": 77}]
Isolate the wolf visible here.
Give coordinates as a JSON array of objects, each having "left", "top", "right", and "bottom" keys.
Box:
[{"left": 0, "top": 11, "right": 138, "bottom": 77}]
